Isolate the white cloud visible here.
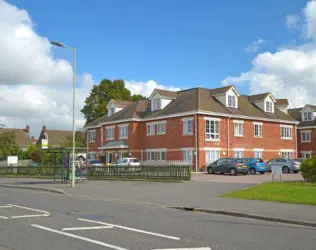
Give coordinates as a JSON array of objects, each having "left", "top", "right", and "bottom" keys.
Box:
[
  {"left": 223, "top": 0, "right": 316, "bottom": 108},
  {"left": 245, "top": 39, "right": 266, "bottom": 53},
  {"left": 285, "top": 14, "right": 300, "bottom": 29}
]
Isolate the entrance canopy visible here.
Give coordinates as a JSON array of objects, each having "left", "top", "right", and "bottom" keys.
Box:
[{"left": 98, "top": 140, "right": 129, "bottom": 150}]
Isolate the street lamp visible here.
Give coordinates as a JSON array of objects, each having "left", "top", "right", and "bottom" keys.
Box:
[{"left": 51, "top": 40, "right": 76, "bottom": 188}]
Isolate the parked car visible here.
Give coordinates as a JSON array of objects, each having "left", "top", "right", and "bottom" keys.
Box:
[
  {"left": 266, "top": 158, "right": 301, "bottom": 174},
  {"left": 207, "top": 158, "right": 249, "bottom": 175},
  {"left": 113, "top": 158, "right": 140, "bottom": 167},
  {"left": 87, "top": 159, "right": 103, "bottom": 168},
  {"left": 242, "top": 158, "right": 269, "bottom": 175}
]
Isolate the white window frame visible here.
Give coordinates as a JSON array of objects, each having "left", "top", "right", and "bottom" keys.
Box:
[
  {"left": 157, "top": 150, "right": 166, "bottom": 161},
  {"left": 88, "top": 130, "right": 96, "bottom": 143},
  {"left": 205, "top": 118, "right": 220, "bottom": 141},
  {"left": 303, "top": 112, "right": 313, "bottom": 121},
  {"left": 253, "top": 148, "right": 263, "bottom": 159},
  {"left": 233, "top": 120, "right": 243, "bottom": 137},
  {"left": 205, "top": 148, "right": 221, "bottom": 165},
  {"left": 147, "top": 151, "right": 155, "bottom": 161},
  {"left": 301, "top": 151, "right": 312, "bottom": 159},
  {"left": 234, "top": 148, "right": 245, "bottom": 158},
  {"left": 281, "top": 151, "right": 293, "bottom": 159},
  {"left": 147, "top": 123, "right": 155, "bottom": 136},
  {"left": 156, "top": 122, "right": 166, "bottom": 135},
  {"left": 227, "top": 95, "right": 236, "bottom": 108},
  {"left": 253, "top": 122, "right": 263, "bottom": 138},
  {"left": 182, "top": 148, "right": 193, "bottom": 164},
  {"left": 265, "top": 101, "right": 273, "bottom": 113},
  {"left": 182, "top": 117, "right": 193, "bottom": 135},
  {"left": 108, "top": 107, "right": 115, "bottom": 116},
  {"left": 88, "top": 151, "right": 96, "bottom": 160},
  {"left": 301, "top": 130, "right": 311, "bottom": 143},
  {"left": 152, "top": 98, "right": 161, "bottom": 110},
  {"left": 281, "top": 125, "right": 293, "bottom": 140},
  {"left": 105, "top": 126, "right": 114, "bottom": 140},
  {"left": 119, "top": 124, "right": 128, "bottom": 139}
]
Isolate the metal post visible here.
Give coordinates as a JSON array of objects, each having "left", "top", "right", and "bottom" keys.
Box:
[
  {"left": 71, "top": 47, "right": 76, "bottom": 188},
  {"left": 53, "top": 152, "right": 56, "bottom": 183}
]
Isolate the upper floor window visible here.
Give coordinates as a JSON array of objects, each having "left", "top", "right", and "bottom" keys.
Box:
[
  {"left": 266, "top": 101, "right": 273, "bottom": 112},
  {"left": 147, "top": 124, "right": 155, "bottom": 136},
  {"left": 106, "top": 127, "right": 114, "bottom": 140},
  {"left": 108, "top": 107, "right": 115, "bottom": 116},
  {"left": 228, "top": 95, "right": 236, "bottom": 108},
  {"left": 301, "top": 131, "right": 311, "bottom": 143},
  {"left": 152, "top": 98, "right": 161, "bottom": 111},
  {"left": 303, "top": 112, "right": 313, "bottom": 121},
  {"left": 119, "top": 125, "right": 128, "bottom": 139},
  {"left": 233, "top": 121, "right": 243, "bottom": 136},
  {"left": 205, "top": 119, "right": 220, "bottom": 140},
  {"left": 88, "top": 130, "right": 96, "bottom": 143},
  {"left": 281, "top": 125, "right": 293, "bottom": 139},
  {"left": 183, "top": 118, "right": 193, "bottom": 135},
  {"left": 254, "top": 123, "right": 263, "bottom": 137},
  {"left": 157, "top": 123, "right": 166, "bottom": 135}
]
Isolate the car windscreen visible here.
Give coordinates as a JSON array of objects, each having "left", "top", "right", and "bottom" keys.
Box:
[
  {"left": 236, "top": 159, "right": 245, "bottom": 163},
  {"left": 130, "top": 159, "right": 139, "bottom": 163},
  {"left": 256, "top": 158, "right": 264, "bottom": 163}
]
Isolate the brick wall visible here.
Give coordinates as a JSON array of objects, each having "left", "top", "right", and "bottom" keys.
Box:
[{"left": 297, "top": 128, "right": 316, "bottom": 157}]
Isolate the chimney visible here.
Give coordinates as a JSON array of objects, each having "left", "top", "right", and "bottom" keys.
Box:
[
  {"left": 43, "top": 125, "right": 47, "bottom": 133},
  {"left": 25, "top": 125, "right": 30, "bottom": 134}
]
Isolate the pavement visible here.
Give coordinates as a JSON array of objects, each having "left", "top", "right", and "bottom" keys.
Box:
[
  {"left": 0, "top": 172, "right": 314, "bottom": 225},
  {"left": 1, "top": 187, "right": 316, "bottom": 250}
]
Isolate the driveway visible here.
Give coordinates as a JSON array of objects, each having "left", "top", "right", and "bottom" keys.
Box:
[{"left": 192, "top": 172, "right": 304, "bottom": 183}]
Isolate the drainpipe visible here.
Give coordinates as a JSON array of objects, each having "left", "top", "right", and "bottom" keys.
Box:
[
  {"left": 227, "top": 115, "right": 231, "bottom": 157},
  {"left": 195, "top": 113, "right": 198, "bottom": 173},
  {"left": 295, "top": 125, "right": 298, "bottom": 159}
]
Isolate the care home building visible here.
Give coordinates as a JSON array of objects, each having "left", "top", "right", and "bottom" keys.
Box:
[
  {"left": 289, "top": 105, "right": 316, "bottom": 159},
  {"left": 85, "top": 86, "right": 298, "bottom": 171}
]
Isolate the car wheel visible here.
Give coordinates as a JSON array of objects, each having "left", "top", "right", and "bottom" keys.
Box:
[
  {"left": 207, "top": 167, "right": 213, "bottom": 174},
  {"left": 250, "top": 168, "right": 256, "bottom": 175},
  {"left": 282, "top": 166, "right": 290, "bottom": 174},
  {"left": 230, "top": 168, "right": 237, "bottom": 176},
  {"left": 259, "top": 172, "right": 265, "bottom": 175},
  {"left": 293, "top": 170, "right": 299, "bottom": 174}
]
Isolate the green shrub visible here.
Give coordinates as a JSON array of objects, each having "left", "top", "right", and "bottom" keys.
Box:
[{"left": 301, "top": 157, "right": 316, "bottom": 182}]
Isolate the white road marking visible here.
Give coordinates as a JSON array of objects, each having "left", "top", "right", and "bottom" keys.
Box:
[
  {"left": 11, "top": 214, "right": 50, "bottom": 219},
  {"left": 151, "top": 248, "right": 211, "bottom": 250},
  {"left": 0, "top": 205, "right": 12, "bottom": 208},
  {"left": 78, "top": 218, "right": 180, "bottom": 241},
  {"left": 0, "top": 216, "right": 8, "bottom": 219},
  {"left": 62, "top": 226, "right": 113, "bottom": 231},
  {"left": 31, "top": 224, "right": 128, "bottom": 250},
  {"left": 7, "top": 204, "right": 50, "bottom": 214}
]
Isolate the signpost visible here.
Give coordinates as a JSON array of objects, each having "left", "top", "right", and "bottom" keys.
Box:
[
  {"left": 7, "top": 156, "right": 18, "bottom": 166},
  {"left": 42, "top": 139, "right": 48, "bottom": 149},
  {"left": 271, "top": 165, "right": 283, "bottom": 182}
]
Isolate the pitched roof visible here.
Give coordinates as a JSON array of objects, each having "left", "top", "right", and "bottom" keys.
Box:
[
  {"left": 289, "top": 106, "right": 316, "bottom": 127},
  {"left": 0, "top": 128, "right": 31, "bottom": 146},
  {"left": 86, "top": 87, "right": 297, "bottom": 127},
  {"left": 276, "top": 99, "right": 289, "bottom": 106},
  {"left": 248, "top": 93, "right": 271, "bottom": 102},
  {"left": 210, "top": 85, "right": 234, "bottom": 96},
  {"left": 37, "top": 128, "right": 83, "bottom": 147},
  {"left": 111, "top": 100, "right": 133, "bottom": 108},
  {"left": 155, "top": 89, "right": 178, "bottom": 98},
  {"left": 306, "top": 104, "right": 316, "bottom": 111}
]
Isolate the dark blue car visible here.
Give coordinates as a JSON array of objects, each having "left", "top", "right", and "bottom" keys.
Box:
[{"left": 242, "top": 158, "right": 268, "bottom": 175}]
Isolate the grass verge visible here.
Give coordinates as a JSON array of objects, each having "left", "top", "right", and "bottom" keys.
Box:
[{"left": 221, "top": 182, "right": 316, "bottom": 205}]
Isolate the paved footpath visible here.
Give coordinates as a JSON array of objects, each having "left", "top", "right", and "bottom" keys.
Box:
[{"left": 1, "top": 175, "right": 315, "bottom": 225}]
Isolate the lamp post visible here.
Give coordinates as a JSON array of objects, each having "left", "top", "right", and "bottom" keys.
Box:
[{"left": 51, "top": 41, "right": 76, "bottom": 188}]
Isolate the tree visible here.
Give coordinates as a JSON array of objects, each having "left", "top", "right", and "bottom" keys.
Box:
[
  {"left": 0, "top": 132, "right": 19, "bottom": 161},
  {"left": 61, "top": 131, "right": 86, "bottom": 148},
  {"left": 81, "top": 79, "right": 145, "bottom": 124}
]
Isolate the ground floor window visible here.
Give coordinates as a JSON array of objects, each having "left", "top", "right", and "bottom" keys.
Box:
[
  {"left": 105, "top": 152, "right": 114, "bottom": 164},
  {"left": 281, "top": 151, "right": 293, "bottom": 159},
  {"left": 205, "top": 149, "right": 220, "bottom": 164},
  {"left": 88, "top": 152, "right": 96, "bottom": 160},
  {"left": 302, "top": 152, "right": 312, "bottom": 159},
  {"left": 183, "top": 149, "right": 193, "bottom": 164},
  {"left": 234, "top": 149, "right": 244, "bottom": 158},
  {"left": 254, "top": 150, "right": 263, "bottom": 159},
  {"left": 157, "top": 151, "right": 166, "bottom": 161},
  {"left": 147, "top": 151, "right": 155, "bottom": 161}
]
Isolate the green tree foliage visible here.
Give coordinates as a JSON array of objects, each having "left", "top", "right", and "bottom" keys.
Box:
[
  {"left": 300, "top": 157, "right": 316, "bottom": 182},
  {"left": 0, "top": 132, "right": 19, "bottom": 161},
  {"left": 61, "top": 131, "right": 86, "bottom": 148},
  {"left": 81, "top": 78, "right": 145, "bottom": 124}
]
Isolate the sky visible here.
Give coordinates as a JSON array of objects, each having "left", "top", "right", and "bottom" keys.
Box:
[{"left": 1, "top": 0, "right": 316, "bottom": 136}]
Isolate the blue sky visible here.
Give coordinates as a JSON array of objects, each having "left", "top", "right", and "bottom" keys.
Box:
[{"left": 8, "top": 0, "right": 308, "bottom": 92}]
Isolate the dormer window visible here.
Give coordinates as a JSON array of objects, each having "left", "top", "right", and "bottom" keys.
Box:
[
  {"left": 152, "top": 98, "right": 161, "bottom": 111},
  {"left": 228, "top": 95, "right": 236, "bottom": 108},
  {"left": 304, "top": 112, "right": 312, "bottom": 121},
  {"left": 108, "top": 107, "right": 115, "bottom": 116},
  {"left": 265, "top": 101, "right": 273, "bottom": 113}
]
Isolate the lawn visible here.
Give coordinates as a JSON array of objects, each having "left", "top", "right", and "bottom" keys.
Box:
[{"left": 221, "top": 182, "right": 316, "bottom": 205}]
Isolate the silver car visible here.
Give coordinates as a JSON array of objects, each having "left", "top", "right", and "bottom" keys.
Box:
[{"left": 266, "top": 158, "right": 301, "bottom": 174}]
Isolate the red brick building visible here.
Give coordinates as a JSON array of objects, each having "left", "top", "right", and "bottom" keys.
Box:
[
  {"left": 289, "top": 105, "right": 316, "bottom": 159},
  {"left": 85, "top": 86, "right": 298, "bottom": 171}
]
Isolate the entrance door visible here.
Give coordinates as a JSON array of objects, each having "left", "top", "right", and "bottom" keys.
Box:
[{"left": 106, "top": 152, "right": 114, "bottom": 164}]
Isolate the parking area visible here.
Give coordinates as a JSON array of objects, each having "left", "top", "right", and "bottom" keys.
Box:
[{"left": 192, "top": 172, "right": 304, "bottom": 183}]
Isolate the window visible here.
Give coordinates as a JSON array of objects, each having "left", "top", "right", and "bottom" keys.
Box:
[
  {"left": 108, "top": 107, "right": 115, "bottom": 116},
  {"left": 266, "top": 101, "right": 273, "bottom": 112},
  {"left": 182, "top": 149, "right": 193, "bottom": 164},
  {"left": 152, "top": 98, "right": 161, "bottom": 110},
  {"left": 106, "top": 127, "right": 114, "bottom": 140},
  {"left": 281, "top": 151, "right": 293, "bottom": 159},
  {"left": 234, "top": 149, "right": 244, "bottom": 158},
  {"left": 157, "top": 123, "right": 166, "bottom": 135},
  {"left": 205, "top": 149, "right": 221, "bottom": 164},
  {"left": 303, "top": 112, "right": 313, "bottom": 121},
  {"left": 228, "top": 95, "right": 236, "bottom": 108},
  {"left": 254, "top": 150, "right": 263, "bottom": 158},
  {"left": 302, "top": 152, "right": 312, "bottom": 159},
  {"left": 88, "top": 130, "right": 96, "bottom": 143},
  {"left": 183, "top": 119, "right": 193, "bottom": 135},
  {"left": 281, "top": 125, "right": 293, "bottom": 139},
  {"left": 147, "top": 124, "right": 155, "bottom": 135},
  {"left": 147, "top": 151, "right": 155, "bottom": 161},
  {"left": 157, "top": 151, "right": 166, "bottom": 161},
  {"left": 254, "top": 123, "right": 263, "bottom": 137},
  {"left": 234, "top": 121, "right": 243, "bottom": 136},
  {"left": 119, "top": 125, "right": 128, "bottom": 139},
  {"left": 301, "top": 131, "right": 311, "bottom": 142},
  {"left": 205, "top": 119, "right": 220, "bottom": 140},
  {"left": 88, "top": 152, "right": 96, "bottom": 160}
]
